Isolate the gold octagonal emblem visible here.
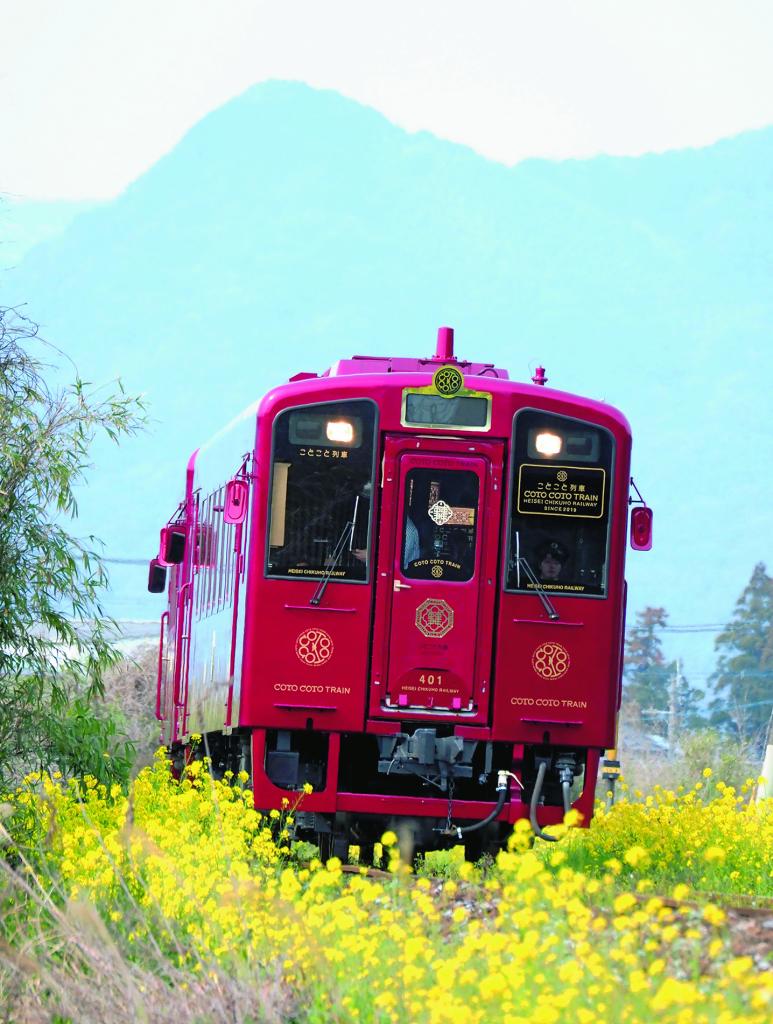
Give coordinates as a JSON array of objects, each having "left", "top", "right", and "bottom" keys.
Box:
[{"left": 415, "top": 598, "right": 454, "bottom": 639}]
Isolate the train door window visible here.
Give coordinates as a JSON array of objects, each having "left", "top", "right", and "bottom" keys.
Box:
[
  {"left": 219, "top": 488, "right": 227, "bottom": 607},
  {"left": 505, "top": 410, "right": 614, "bottom": 597},
  {"left": 266, "top": 400, "right": 377, "bottom": 582},
  {"left": 222, "top": 493, "right": 233, "bottom": 607},
  {"left": 216, "top": 503, "right": 224, "bottom": 607},
  {"left": 401, "top": 468, "right": 479, "bottom": 581}
]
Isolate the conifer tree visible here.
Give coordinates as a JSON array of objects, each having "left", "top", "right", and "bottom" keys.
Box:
[
  {"left": 624, "top": 607, "right": 671, "bottom": 727},
  {"left": 624, "top": 607, "right": 704, "bottom": 739},
  {"left": 711, "top": 563, "right": 773, "bottom": 748}
]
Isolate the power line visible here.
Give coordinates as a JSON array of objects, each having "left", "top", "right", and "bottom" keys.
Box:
[{"left": 661, "top": 625, "right": 726, "bottom": 633}]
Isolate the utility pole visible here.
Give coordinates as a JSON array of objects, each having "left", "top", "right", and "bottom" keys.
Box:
[
  {"left": 667, "top": 658, "right": 680, "bottom": 758},
  {"left": 758, "top": 708, "right": 773, "bottom": 802}
]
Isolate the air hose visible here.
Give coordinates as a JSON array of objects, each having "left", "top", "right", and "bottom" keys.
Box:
[
  {"left": 529, "top": 760, "right": 559, "bottom": 842},
  {"left": 562, "top": 780, "right": 573, "bottom": 817},
  {"left": 442, "top": 770, "right": 521, "bottom": 839},
  {"left": 556, "top": 754, "right": 576, "bottom": 818}
]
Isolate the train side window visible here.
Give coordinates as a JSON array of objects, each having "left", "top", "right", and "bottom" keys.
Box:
[
  {"left": 401, "top": 468, "right": 479, "bottom": 581},
  {"left": 505, "top": 410, "right": 614, "bottom": 598},
  {"left": 266, "top": 400, "right": 377, "bottom": 582},
  {"left": 192, "top": 483, "right": 242, "bottom": 621}
]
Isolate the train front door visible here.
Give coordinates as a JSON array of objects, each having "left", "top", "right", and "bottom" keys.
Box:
[{"left": 371, "top": 436, "right": 503, "bottom": 719}]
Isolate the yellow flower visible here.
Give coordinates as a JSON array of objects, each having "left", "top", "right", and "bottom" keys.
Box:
[
  {"left": 702, "top": 846, "right": 726, "bottom": 864},
  {"left": 629, "top": 969, "right": 648, "bottom": 993},
  {"left": 650, "top": 978, "right": 702, "bottom": 1011},
  {"left": 623, "top": 845, "right": 649, "bottom": 868},
  {"left": 726, "top": 956, "right": 753, "bottom": 980},
  {"left": 613, "top": 893, "right": 637, "bottom": 914}
]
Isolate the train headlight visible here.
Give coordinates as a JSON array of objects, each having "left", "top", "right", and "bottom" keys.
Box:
[
  {"left": 326, "top": 419, "right": 354, "bottom": 444},
  {"left": 535, "top": 431, "right": 562, "bottom": 456}
]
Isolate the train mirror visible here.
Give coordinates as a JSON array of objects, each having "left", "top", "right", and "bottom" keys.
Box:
[
  {"left": 147, "top": 558, "right": 167, "bottom": 594},
  {"left": 224, "top": 478, "right": 249, "bottom": 524},
  {"left": 630, "top": 506, "right": 653, "bottom": 551},
  {"left": 159, "top": 526, "right": 185, "bottom": 565}
]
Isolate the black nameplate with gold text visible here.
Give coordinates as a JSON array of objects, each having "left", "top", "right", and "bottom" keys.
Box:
[{"left": 517, "top": 464, "right": 606, "bottom": 519}]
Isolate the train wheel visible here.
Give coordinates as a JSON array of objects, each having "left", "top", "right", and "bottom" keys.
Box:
[
  {"left": 356, "top": 842, "right": 377, "bottom": 869},
  {"left": 317, "top": 832, "right": 350, "bottom": 864}
]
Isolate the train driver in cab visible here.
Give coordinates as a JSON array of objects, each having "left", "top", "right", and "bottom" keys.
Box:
[
  {"left": 403, "top": 514, "right": 423, "bottom": 565},
  {"left": 536, "top": 539, "right": 569, "bottom": 582}
]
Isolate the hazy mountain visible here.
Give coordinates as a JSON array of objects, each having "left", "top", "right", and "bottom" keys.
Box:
[
  {"left": 3, "top": 81, "right": 772, "bottom": 682},
  {"left": 1, "top": 197, "right": 99, "bottom": 269}
]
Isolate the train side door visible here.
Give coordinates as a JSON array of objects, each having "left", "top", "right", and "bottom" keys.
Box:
[{"left": 371, "top": 436, "right": 503, "bottom": 718}]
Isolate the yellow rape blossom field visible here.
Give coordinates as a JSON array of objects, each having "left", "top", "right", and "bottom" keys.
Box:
[{"left": 1, "top": 751, "right": 771, "bottom": 1024}]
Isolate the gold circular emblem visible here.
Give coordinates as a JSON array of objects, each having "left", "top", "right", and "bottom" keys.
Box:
[
  {"left": 532, "top": 642, "right": 570, "bottom": 681},
  {"left": 415, "top": 598, "right": 454, "bottom": 638},
  {"left": 557, "top": 470, "right": 568, "bottom": 482},
  {"left": 433, "top": 365, "right": 464, "bottom": 397},
  {"left": 295, "top": 628, "right": 334, "bottom": 667},
  {"left": 431, "top": 565, "right": 444, "bottom": 578}
]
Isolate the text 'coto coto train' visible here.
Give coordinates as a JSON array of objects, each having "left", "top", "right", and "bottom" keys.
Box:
[{"left": 148, "top": 327, "right": 652, "bottom": 858}]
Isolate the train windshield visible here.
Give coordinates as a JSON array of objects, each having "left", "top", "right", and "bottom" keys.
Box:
[
  {"left": 266, "top": 400, "right": 377, "bottom": 582},
  {"left": 505, "top": 410, "right": 614, "bottom": 597}
]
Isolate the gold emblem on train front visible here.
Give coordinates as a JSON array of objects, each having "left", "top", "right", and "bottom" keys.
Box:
[
  {"left": 557, "top": 470, "right": 568, "bottom": 482},
  {"left": 532, "top": 641, "right": 570, "bottom": 681},
  {"left": 416, "top": 598, "right": 454, "bottom": 639},
  {"left": 428, "top": 499, "right": 453, "bottom": 525},
  {"left": 433, "top": 365, "right": 464, "bottom": 396},
  {"left": 295, "top": 628, "right": 334, "bottom": 667},
  {"left": 431, "top": 565, "right": 444, "bottom": 578}
]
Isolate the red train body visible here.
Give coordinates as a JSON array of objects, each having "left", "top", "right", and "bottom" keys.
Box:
[{"left": 149, "top": 327, "right": 647, "bottom": 856}]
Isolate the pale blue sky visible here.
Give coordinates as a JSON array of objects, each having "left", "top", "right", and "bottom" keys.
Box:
[{"left": 2, "top": 0, "right": 773, "bottom": 199}]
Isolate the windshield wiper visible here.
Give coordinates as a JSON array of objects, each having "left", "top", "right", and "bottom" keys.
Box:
[
  {"left": 309, "top": 499, "right": 359, "bottom": 606},
  {"left": 516, "top": 557, "right": 560, "bottom": 621}
]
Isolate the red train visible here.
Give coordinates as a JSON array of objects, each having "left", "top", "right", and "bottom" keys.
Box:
[{"left": 148, "top": 327, "right": 651, "bottom": 857}]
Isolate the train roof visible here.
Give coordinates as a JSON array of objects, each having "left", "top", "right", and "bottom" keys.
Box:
[
  {"left": 323, "top": 354, "right": 509, "bottom": 380},
  {"left": 266, "top": 326, "right": 632, "bottom": 437},
  {"left": 294, "top": 326, "right": 509, "bottom": 381},
  {"left": 186, "top": 327, "right": 632, "bottom": 481}
]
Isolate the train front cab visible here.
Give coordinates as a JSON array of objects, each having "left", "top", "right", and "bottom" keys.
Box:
[{"left": 242, "top": 367, "right": 633, "bottom": 855}]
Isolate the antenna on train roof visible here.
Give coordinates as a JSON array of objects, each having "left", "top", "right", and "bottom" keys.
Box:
[{"left": 434, "top": 325, "right": 455, "bottom": 361}]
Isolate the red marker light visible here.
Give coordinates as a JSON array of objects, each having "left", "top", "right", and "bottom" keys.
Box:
[{"left": 630, "top": 506, "right": 653, "bottom": 551}]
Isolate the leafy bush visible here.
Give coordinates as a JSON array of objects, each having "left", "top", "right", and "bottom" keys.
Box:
[{"left": 0, "top": 305, "right": 144, "bottom": 786}]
